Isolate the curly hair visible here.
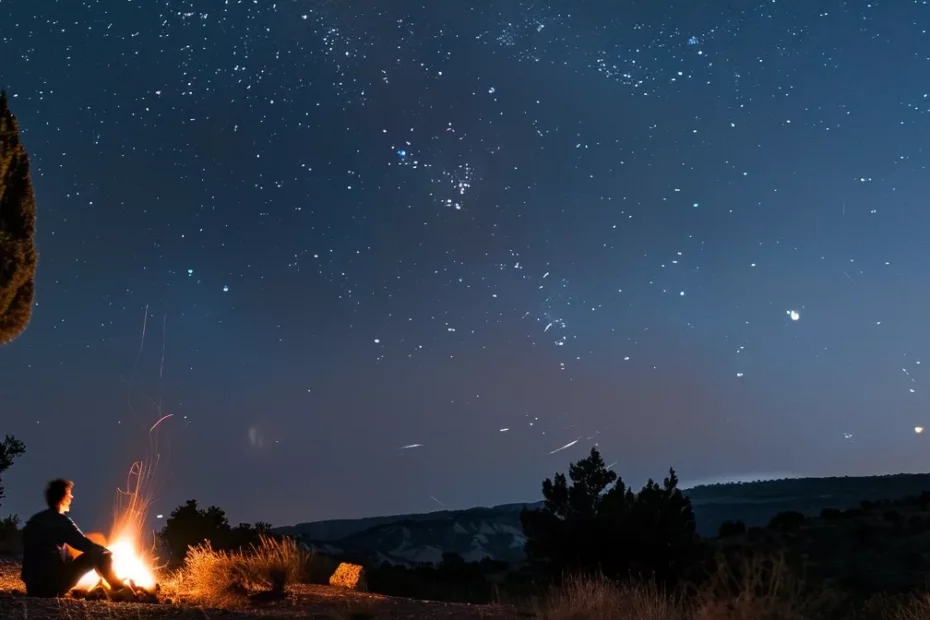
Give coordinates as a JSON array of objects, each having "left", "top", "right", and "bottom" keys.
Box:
[{"left": 44, "top": 478, "right": 73, "bottom": 509}]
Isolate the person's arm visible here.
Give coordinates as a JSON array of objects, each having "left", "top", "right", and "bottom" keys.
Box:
[{"left": 60, "top": 515, "right": 106, "bottom": 554}]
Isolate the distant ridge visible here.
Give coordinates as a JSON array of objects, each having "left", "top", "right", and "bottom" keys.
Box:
[
  {"left": 685, "top": 472, "right": 930, "bottom": 501},
  {"left": 275, "top": 502, "right": 542, "bottom": 544},
  {"left": 276, "top": 474, "right": 930, "bottom": 565}
]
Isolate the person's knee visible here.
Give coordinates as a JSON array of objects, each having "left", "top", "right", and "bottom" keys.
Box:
[{"left": 85, "top": 547, "right": 112, "bottom": 563}]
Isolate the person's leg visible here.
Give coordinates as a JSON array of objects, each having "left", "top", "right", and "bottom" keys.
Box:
[
  {"left": 60, "top": 549, "right": 126, "bottom": 593},
  {"left": 91, "top": 550, "right": 128, "bottom": 590},
  {"left": 57, "top": 552, "right": 98, "bottom": 595}
]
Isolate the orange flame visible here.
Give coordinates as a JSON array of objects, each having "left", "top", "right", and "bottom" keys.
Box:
[
  {"left": 74, "top": 532, "right": 157, "bottom": 591},
  {"left": 74, "top": 461, "right": 159, "bottom": 592}
]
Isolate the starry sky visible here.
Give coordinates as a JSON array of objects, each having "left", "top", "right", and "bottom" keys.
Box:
[{"left": 2, "top": 0, "right": 930, "bottom": 532}]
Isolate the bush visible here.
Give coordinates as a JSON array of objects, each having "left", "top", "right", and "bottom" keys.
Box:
[
  {"left": 0, "top": 513, "right": 21, "bottom": 556},
  {"left": 366, "top": 556, "right": 507, "bottom": 604},
  {"left": 884, "top": 510, "right": 904, "bottom": 528},
  {"left": 159, "top": 499, "right": 276, "bottom": 565},
  {"left": 718, "top": 520, "right": 747, "bottom": 538},
  {"left": 305, "top": 552, "right": 342, "bottom": 585},
  {"left": 768, "top": 511, "right": 807, "bottom": 533},
  {"left": 173, "top": 535, "right": 308, "bottom": 606},
  {"left": 160, "top": 500, "right": 233, "bottom": 564}
]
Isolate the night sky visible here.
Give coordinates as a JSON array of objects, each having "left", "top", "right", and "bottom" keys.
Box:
[{"left": 2, "top": 0, "right": 930, "bottom": 532}]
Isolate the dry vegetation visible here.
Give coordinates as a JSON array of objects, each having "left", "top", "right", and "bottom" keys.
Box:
[
  {"left": 166, "top": 535, "right": 308, "bottom": 606},
  {"left": 0, "top": 539, "right": 519, "bottom": 620},
  {"left": 8, "top": 539, "right": 930, "bottom": 620},
  {"left": 536, "top": 574, "right": 679, "bottom": 620},
  {"left": 531, "top": 553, "right": 930, "bottom": 620}
]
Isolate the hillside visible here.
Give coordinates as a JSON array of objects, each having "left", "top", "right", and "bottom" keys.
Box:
[
  {"left": 277, "top": 474, "right": 930, "bottom": 565},
  {"left": 276, "top": 502, "right": 541, "bottom": 542},
  {"left": 281, "top": 504, "right": 536, "bottom": 566},
  {"left": 688, "top": 472, "right": 930, "bottom": 536},
  {"left": 717, "top": 492, "right": 930, "bottom": 597}
]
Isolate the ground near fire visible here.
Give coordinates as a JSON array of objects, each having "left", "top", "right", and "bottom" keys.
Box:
[{"left": 6, "top": 445, "right": 930, "bottom": 619}]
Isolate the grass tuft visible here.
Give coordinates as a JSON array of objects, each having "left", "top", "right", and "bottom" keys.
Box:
[
  {"left": 532, "top": 554, "right": 848, "bottom": 620},
  {"left": 171, "top": 535, "right": 308, "bottom": 607},
  {"left": 535, "top": 573, "right": 683, "bottom": 620}
]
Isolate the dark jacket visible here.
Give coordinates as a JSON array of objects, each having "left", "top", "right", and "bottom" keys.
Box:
[{"left": 20, "top": 508, "right": 105, "bottom": 586}]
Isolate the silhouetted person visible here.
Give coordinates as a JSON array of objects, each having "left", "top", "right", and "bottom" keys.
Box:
[{"left": 20, "top": 479, "right": 127, "bottom": 597}]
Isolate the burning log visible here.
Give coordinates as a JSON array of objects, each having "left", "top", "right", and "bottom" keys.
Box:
[{"left": 71, "top": 580, "right": 162, "bottom": 604}]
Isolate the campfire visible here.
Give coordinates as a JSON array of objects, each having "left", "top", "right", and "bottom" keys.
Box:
[
  {"left": 73, "top": 530, "right": 157, "bottom": 594},
  {"left": 71, "top": 461, "right": 161, "bottom": 601}
]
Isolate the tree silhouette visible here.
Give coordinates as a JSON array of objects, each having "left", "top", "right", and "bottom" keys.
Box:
[
  {"left": 0, "top": 435, "right": 25, "bottom": 508},
  {"left": 0, "top": 91, "right": 38, "bottom": 346},
  {"left": 160, "top": 499, "right": 232, "bottom": 561},
  {"left": 521, "top": 447, "right": 699, "bottom": 582},
  {"left": 229, "top": 520, "right": 275, "bottom": 549},
  {"left": 718, "top": 520, "right": 747, "bottom": 538},
  {"left": 160, "top": 500, "right": 280, "bottom": 563}
]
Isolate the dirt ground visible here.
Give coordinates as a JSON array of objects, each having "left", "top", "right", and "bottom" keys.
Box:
[{"left": 0, "top": 559, "right": 523, "bottom": 620}]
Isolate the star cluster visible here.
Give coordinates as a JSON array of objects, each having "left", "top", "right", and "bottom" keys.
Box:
[{"left": 2, "top": 0, "right": 930, "bottom": 528}]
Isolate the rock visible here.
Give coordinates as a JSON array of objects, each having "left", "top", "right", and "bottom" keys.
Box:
[{"left": 328, "top": 562, "right": 367, "bottom": 591}]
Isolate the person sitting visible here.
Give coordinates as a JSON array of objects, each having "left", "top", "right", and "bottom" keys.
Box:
[{"left": 20, "top": 478, "right": 128, "bottom": 597}]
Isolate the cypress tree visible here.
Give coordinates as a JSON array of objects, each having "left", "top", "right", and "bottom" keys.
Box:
[{"left": 0, "top": 90, "right": 38, "bottom": 345}]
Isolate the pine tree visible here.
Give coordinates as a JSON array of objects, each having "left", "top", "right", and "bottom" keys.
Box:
[
  {"left": 521, "top": 447, "right": 699, "bottom": 583},
  {"left": 0, "top": 90, "right": 38, "bottom": 346}
]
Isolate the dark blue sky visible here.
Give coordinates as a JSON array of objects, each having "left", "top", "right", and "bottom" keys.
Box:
[{"left": 3, "top": 0, "right": 930, "bottom": 532}]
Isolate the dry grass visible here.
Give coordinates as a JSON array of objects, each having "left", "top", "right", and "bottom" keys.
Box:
[
  {"left": 861, "top": 592, "right": 930, "bottom": 620},
  {"left": 533, "top": 554, "right": 849, "bottom": 620},
  {"left": 690, "top": 551, "right": 842, "bottom": 620},
  {"left": 535, "top": 574, "right": 684, "bottom": 620},
  {"left": 167, "top": 535, "right": 309, "bottom": 607}
]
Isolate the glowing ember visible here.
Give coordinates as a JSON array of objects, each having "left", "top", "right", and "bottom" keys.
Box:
[{"left": 75, "top": 534, "right": 157, "bottom": 591}]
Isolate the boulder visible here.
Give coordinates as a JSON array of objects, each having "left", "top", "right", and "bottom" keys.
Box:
[{"left": 328, "top": 562, "right": 367, "bottom": 591}]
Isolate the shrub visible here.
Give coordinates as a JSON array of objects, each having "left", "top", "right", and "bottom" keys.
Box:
[
  {"left": 852, "top": 523, "right": 873, "bottom": 546},
  {"left": 884, "top": 510, "right": 904, "bottom": 528},
  {"left": 718, "top": 520, "right": 747, "bottom": 538},
  {"left": 366, "top": 556, "right": 505, "bottom": 604},
  {"left": 174, "top": 535, "right": 308, "bottom": 606},
  {"left": 305, "top": 552, "right": 342, "bottom": 585},
  {"left": 0, "top": 513, "right": 21, "bottom": 556},
  {"left": 160, "top": 499, "right": 233, "bottom": 564},
  {"left": 768, "top": 511, "right": 806, "bottom": 533}
]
